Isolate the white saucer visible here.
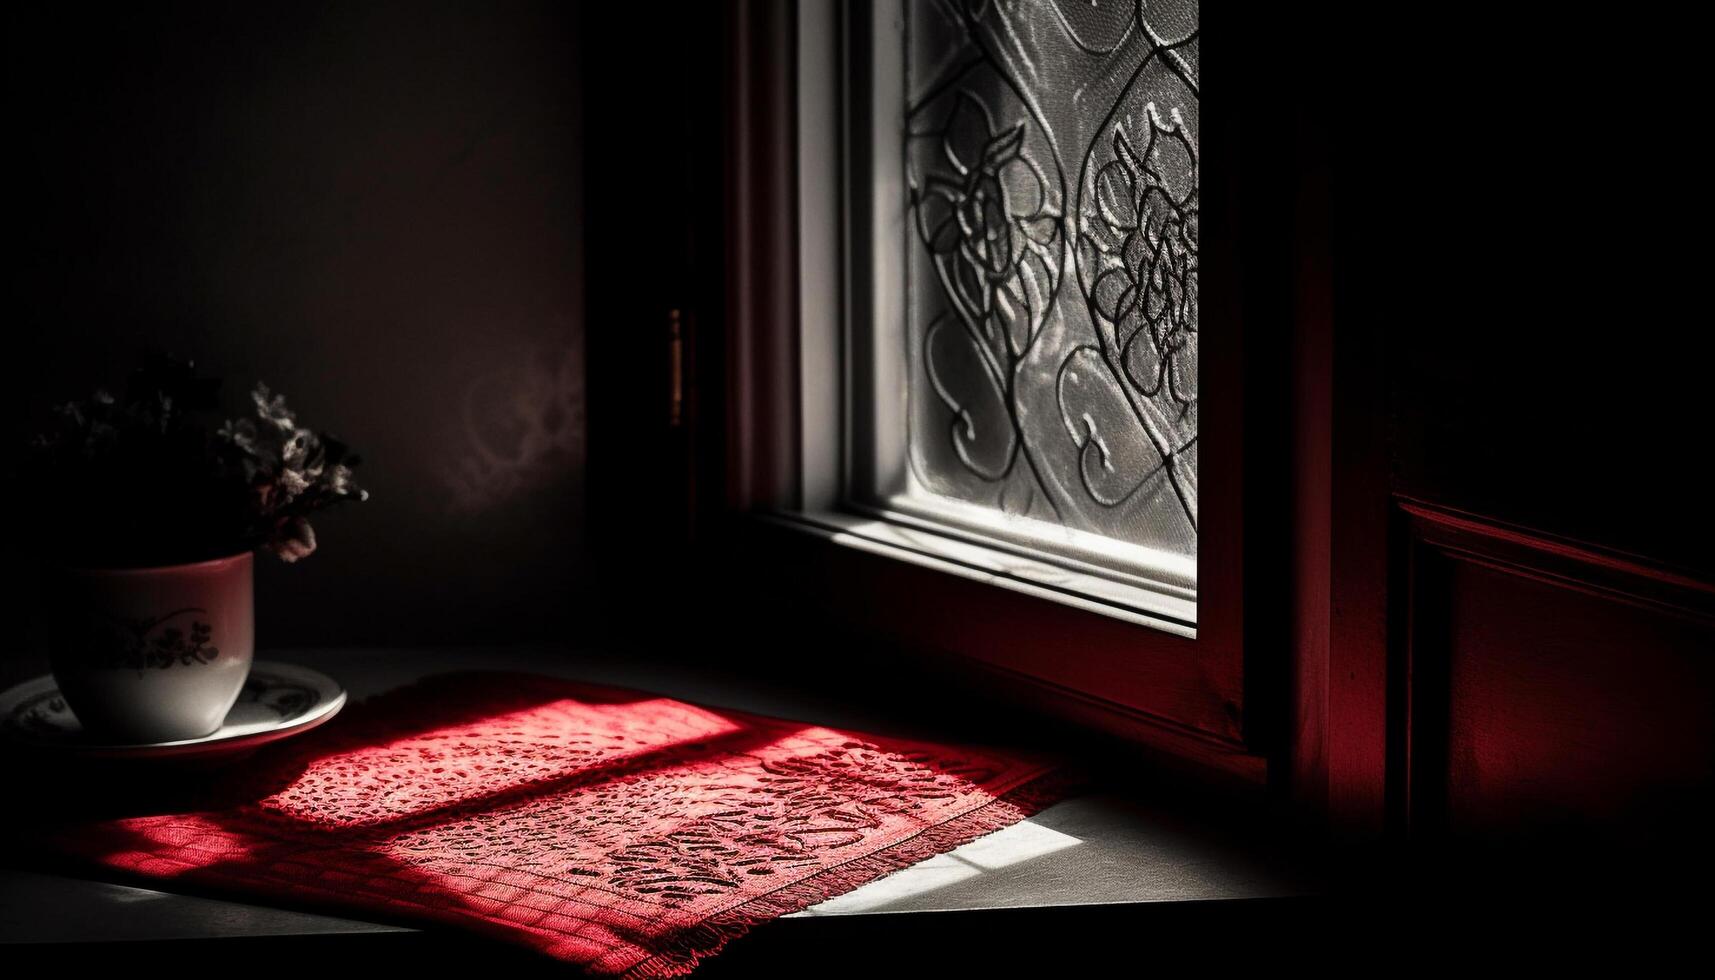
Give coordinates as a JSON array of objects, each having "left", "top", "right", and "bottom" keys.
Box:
[{"left": 0, "top": 661, "right": 346, "bottom": 760}]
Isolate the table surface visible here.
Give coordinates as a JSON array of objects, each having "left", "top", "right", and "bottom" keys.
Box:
[{"left": 0, "top": 647, "right": 1318, "bottom": 955}]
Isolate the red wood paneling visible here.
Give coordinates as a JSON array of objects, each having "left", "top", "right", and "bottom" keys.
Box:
[
  {"left": 1441, "top": 560, "right": 1714, "bottom": 833},
  {"left": 1402, "top": 502, "right": 1715, "bottom": 839}
]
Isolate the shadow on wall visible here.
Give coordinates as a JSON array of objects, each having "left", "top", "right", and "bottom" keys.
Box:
[
  {"left": 9, "top": 1, "right": 588, "bottom": 647},
  {"left": 443, "top": 334, "right": 585, "bottom": 515}
]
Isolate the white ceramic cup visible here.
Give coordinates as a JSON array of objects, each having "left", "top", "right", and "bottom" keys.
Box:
[{"left": 47, "top": 552, "right": 255, "bottom": 743}]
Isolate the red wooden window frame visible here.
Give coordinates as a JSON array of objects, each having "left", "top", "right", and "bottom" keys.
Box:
[{"left": 711, "top": 1, "right": 1326, "bottom": 790}]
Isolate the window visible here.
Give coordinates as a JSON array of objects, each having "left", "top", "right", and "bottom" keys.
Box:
[
  {"left": 844, "top": 0, "right": 1201, "bottom": 630},
  {"left": 737, "top": 0, "right": 1262, "bottom": 778}
]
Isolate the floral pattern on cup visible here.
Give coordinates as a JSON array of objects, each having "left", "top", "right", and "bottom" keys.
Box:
[{"left": 54, "top": 607, "right": 220, "bottom": 672}]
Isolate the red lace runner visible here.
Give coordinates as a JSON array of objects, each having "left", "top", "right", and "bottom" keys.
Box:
[{"left": 44, "top": 672, "right": 1065, "bottom": 976}]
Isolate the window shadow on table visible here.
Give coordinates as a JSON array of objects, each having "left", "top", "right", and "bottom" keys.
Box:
[{"left": 6, "top": 669, "right": 1061, "bottom": 973}]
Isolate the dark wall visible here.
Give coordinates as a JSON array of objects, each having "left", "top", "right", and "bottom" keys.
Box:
[
  {"left": 1333, "top": 11, "right": 1713, "bottom": 844},
  {"left": 1343, "top": 14, "right": 1708, "bottom": 574},
  {"left": 8, "top": 1, "right": 586, "bottom": 647}
]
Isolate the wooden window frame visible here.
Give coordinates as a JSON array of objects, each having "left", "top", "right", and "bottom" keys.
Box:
[{"left": 720, "top": 1, "right": 1312, "bottom": 786}]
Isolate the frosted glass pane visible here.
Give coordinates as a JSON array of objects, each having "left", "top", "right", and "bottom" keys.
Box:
[{"left": 904, "top": 0, "right": 1199, "bottom": 560}]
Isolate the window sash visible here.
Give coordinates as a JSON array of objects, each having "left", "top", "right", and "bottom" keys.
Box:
[{"left": 751, "top": 0, "right": 1258, "bottom": 771}]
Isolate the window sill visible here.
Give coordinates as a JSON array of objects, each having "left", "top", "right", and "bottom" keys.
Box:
[{"left": 767, "top": 510, "right": 1196, "bottom": 636}]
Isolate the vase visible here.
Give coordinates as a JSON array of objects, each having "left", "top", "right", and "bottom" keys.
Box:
[{"left": 46, "top": 551, "right": 255, "bottom": 743}]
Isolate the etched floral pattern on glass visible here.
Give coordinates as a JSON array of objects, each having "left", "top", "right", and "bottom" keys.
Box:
[{"left": 905, "top": 0, "right": 1200, "bottom": 558}]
